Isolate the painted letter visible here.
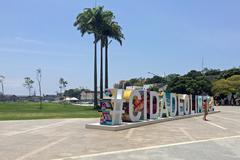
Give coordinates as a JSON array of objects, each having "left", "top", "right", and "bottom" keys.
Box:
[
  {"left": 129, "top": 90, "right": 142, "bottom": 122},
  {"left": 150, "top": 91, "right": 159, "bottom": 119}
]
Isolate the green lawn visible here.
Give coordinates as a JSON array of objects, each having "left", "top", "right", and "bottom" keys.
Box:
[{"left": 0, "top": 102, "right": 99, "bottom": 120}]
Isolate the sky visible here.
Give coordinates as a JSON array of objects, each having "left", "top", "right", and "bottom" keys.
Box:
[{"left": 0, "top": 0, "right": 240, "bottom": 95}]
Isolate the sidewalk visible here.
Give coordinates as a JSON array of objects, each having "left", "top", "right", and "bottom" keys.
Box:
[{"left": 0, "top": 106, "right": 239, "bottom": 160}]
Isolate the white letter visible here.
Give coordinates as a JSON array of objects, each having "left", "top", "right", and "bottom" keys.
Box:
[
  {"left": 189, "top": 95, "right": 193, "bottom": 114},
  {"left": 111, "top": 89, "right": 125, "bottom": 125},
  {"left": 170, "top": 93, "right": 177, "bottom": 117},
  {"left": 178, "top": 94, "right": 184, "bottom": 116},
  {"left": 143, "top": 90, "right": 147, "bottom": 120},
  {"left": 183, "top": 95, "right": 190, "bottom": 115},
  {"left": 197, "top": 96, "right": 203, "bottom": 113},
  {"left": 150, "top": 91, "right": 159, "bottom": 119},
  {"left": 160, "top": 92, "right": 169, "bottom": 118}
]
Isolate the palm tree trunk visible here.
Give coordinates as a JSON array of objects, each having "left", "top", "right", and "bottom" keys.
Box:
[
  {"left": 1, "top": 82, "right": 4, "bottom": 95},
  {"left": 100, "top": 39, "right": 103, "bottom": 99},
  {"left": 38, "top": 82, "right": 42, "bottom": 109},
  {"left": 60, "top": 87, "right": 62, "bottom": 97},
  {"left": 94, "top": 35, "right": 98, "bottom": 109},
  {"left": 29, "top": 88, "right": 31, "bottom": 97},
  {"left": 105, "top": 38, "right": 108, "bottom": 89}
]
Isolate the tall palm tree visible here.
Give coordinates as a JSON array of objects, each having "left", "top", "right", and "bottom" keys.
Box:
[
  {"left": 74, "top": 7, "right": 104, "bottom": 108},
  {"left": 96, "top": 9, "right": 124, "bottom": 97},
  {"left": 98, "top": 10, "right": 115, "bottom": 99},
  {"left": 23, "top": 77, "right": 34, "bottom": 96},
  {"left": 0, "top": 75, "right": 5, "bottom": 95},
  {"left": 102, "top": 21, "right": 124, "bottom": 89},
  {"left": 59, "top": 78, "right": 68, "bottom": 98},
  {"left": 74, "top": 6, "right": 124, "bottom": 105}
]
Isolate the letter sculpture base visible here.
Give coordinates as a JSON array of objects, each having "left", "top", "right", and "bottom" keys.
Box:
[{"left": 86, "top": 111, "right": 220, "bottom": 131}]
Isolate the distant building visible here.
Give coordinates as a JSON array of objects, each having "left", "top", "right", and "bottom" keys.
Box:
[
  {"left": 43, "top": 95, "right": 58, "bottom": 102},
  {"left": 126, "top": 86, "right": 143, "bottom": 90},
  {"left": 114, "top": 80, "right": 128, "bottom": 89},
  {"left": 143, "top": 84, "right": 154, "bottom": 90},
  {"left": 64, "top": 97, "right": 79, "bottom": 103},
  {"left": 80, "top": 90, "right": 100, "bottom": 102},
  {"left": 0, "top": 94, "right": 59, "bottom": 102},
  {"left": 0, "top": 95, "right": 18, "bottom": 102}
]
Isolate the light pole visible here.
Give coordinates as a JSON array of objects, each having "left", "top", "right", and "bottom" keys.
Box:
[
  {"left": 147, "top": 72, "right": 168, "bottom": 91},
  {"left": 147, "top": 72, "right": 160, "bottom": 77}
]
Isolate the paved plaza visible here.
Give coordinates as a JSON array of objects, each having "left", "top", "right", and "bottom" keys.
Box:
[{"left": 0, "top": 106, "right": 240, "bottom": 160}]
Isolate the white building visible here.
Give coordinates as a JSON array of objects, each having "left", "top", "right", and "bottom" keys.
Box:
[{"left": 80, "top": 90, "right": 100, "bottom": 101}]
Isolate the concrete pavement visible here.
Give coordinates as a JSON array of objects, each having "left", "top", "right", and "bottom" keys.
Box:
[
  {"left": 0, "top": 106, "right": 240, "bottom": 160},
  {"left": 76, "top": 135, "right": 240, "bottom": 160}
]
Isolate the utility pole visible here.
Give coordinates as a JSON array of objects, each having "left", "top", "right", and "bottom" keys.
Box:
[
  {"left": 201, "top": 56, "right": 204, "bottom": 72},
  {"left": 36, "top": 69, "right": 42, "bottom": 109},
  {"left": 148, "top": 72, "right": 161, "bottom": 77}
]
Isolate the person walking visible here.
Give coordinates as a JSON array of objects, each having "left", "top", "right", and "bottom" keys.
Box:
[{"left": 203, "top": 99, "right": 208, "bottom": 121}]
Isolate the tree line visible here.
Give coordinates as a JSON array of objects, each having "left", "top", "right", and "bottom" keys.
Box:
[
  {"left": 116, "top": 67, "right": 240, "bottom": 105},
  {"left": 23, "top": 75, "right": 68, "bottom": 97},
  {"left": 22, "top": 69, "right": 69, "bottom": 109}
]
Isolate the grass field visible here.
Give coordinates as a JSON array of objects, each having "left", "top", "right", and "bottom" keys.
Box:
[{"left": 0, "top": 102, "right": 99, "bottom": 120}]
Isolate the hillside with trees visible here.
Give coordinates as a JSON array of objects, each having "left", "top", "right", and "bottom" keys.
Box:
[{"left": 116, "top": 67, "right": 240, "bottom": 105}]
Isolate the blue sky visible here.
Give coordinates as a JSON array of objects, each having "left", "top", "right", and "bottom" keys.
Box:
[{"left": 0, "top": 0, "right": 240, "bottom": 95}]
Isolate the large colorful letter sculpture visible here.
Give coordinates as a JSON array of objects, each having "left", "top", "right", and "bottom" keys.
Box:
[{"left": 99, "top": 89, "right": 214, "bottom": 125}]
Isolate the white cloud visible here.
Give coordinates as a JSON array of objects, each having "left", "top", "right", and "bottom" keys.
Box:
[
  {"left": 3, "top": 77, "right": 26, "bottom": 95},
  {"left": 0, "top": 47, "right": 88, "bottom": 58},
  {"left": 5, "top": 78, "right": 23, "bottom": 88},
  {"left": 15, "top": 36, "right": 46, "bottom": 45}
]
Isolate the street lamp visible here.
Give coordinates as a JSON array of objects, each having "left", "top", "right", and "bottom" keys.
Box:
[
  {"left": 147, "top": 72, "right": 160, "bottom": 77},
  {"left": 147, "top": 72, "right": 168, "bottom": 91},
  {"left": 108, "top": 40, "right": 112, "bottom": 45}
]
